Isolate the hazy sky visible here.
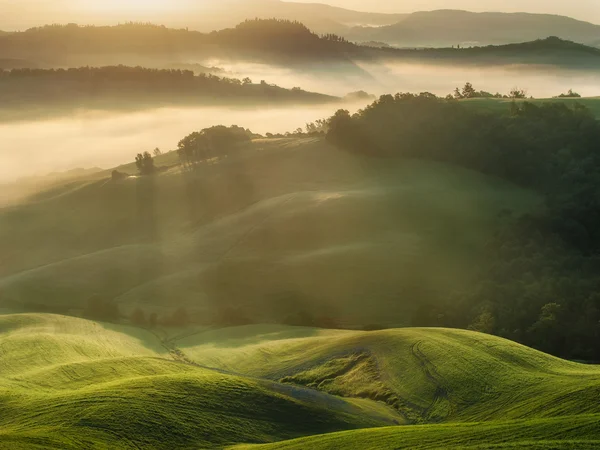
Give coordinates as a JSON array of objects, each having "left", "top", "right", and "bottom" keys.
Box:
[
  {"left": 291, "top": 0, "right": 600, "bottom": 22},
  {"left": 1, "top": 1, "right": 599, "bottom": 29}
]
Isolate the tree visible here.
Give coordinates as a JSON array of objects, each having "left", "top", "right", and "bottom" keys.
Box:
[
  {"left": 178, "top": 125, "right": 255, "bottom": 169},
  {"left": 468, "top": 311, "right": 496, "bottom": 334},
  {"left": 135, "top": 151, "right": 155, "bottom": 175},
  {"left": 462, "top": 82, "right": 476, "bottom": 99},
  {"left": 242, "top": 77, "right": 252, "bottom": 85},
  {"left": 163, "top": 307, "right": 189, "bottom": 327},
  {"left": 529, "top": 303, "right": 562, "bottom": 352},
  {"left": 130, "top": 308, "right": 147, "bottom": 326},
  {"left": 556, "top": 89, "right": 581, "bottom": 98},
  {"left": 509, "top": 87, "right": 527, "bottom": 99},
  {"left": 84, "top": 294, "right": 120, "bottom": 322},
  {"left": 153, "top": 147, "right": 163, "bottom": 157}
]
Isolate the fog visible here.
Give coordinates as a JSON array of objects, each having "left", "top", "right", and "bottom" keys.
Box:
[
  {"left": 0, "top": 103, "right": 362, "bottom": 183},
  {"left": 4, "top": 62, "right": 600, "bottom": 185},
  {"left": 214, "top": 59, "right": 600, "bottom": 98}
]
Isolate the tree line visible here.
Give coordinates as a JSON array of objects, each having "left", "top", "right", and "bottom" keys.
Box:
[
  {"left": 0, "top": 66, "right": 330, "bottom": 107},
  {"left": 326, "top": 93, "right": 600, "bottom": 360}
]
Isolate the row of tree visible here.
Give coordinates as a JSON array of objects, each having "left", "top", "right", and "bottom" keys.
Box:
[
  {"left": 452, "top": 82, "right": 527, "bottom": 99},
  {"left": 326, "top": 93, "right": 600, "bottom": 360},
  {"left": 0, "top": 66, "right": 326, "bottom": 106}
]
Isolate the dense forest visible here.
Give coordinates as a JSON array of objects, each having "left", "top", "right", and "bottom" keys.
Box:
[
  {"left": 327, "top": 95, "right": 600, "bottom": 360},
  {"left": 0, "top": 65, "right": 335, "bottom": 110},
  {"left": 0, "top": 20, "right": 352, "bottom": 65}
]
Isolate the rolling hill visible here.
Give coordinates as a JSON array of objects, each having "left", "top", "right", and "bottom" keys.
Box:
[
  {"left": 2, "top": 99, "right": 600, "bottom": 448},
  {"left": 230, "top": 415, "right": 600, "bottom": 449},
  {"left": 0, "top": 0, "right": 406, "bottom": 34},
  {"left": 0, "top": 314, "right": 401, "bottom": 449},
  {"left": 176, "top": 326, "right": 600, "bottom": 424},
  {"left": 1, "top": 313, "right": 599, "bottom": 448},
  {"left": 0, "top": 66, "right": 337, "bottom": 122},
  {"left": 2, "top": 21, "right": 600, "bottom": 75},
  {"left": 348, "top": 10, "right": 600, "bottom": 48},
  {"left": 0, "top": 137, "right": 540, "bottom": 326},
  {"left": 3, "top": 0, "right": 600, "bottom": 49}
]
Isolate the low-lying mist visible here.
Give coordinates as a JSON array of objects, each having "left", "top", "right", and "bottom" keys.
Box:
[
  {"left": 4, "top": 60, "right": 600, "bottom": 187},
  {"left": 0, "top": 102, "right": 363, "bottom": 183},
  {"left": 211, "top": 59, "right": 600, "bottom": 97}
]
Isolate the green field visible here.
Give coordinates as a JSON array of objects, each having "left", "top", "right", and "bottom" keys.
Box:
[
  {"left": 1, "top": 314, "right": 599, "bottom": 448},
  {"left": 0, "top": 314, "right": 403, "bottom": 449},
  {"left": 2, "top": 134, "right": 597, "bottom": 448},
  {"left": 0, "top": 137, "right": 540, "bottom": 325}
]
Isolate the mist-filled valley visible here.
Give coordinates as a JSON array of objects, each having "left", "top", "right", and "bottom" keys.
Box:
[
  {"left": 0, "top": 103, "right": 359, "bottom": 183},
  {"left": 4, "top": 2, "right": 600, "bottom": 450},
  {"left": 4, "top": 61, "right": 600, "bottom": 184}
]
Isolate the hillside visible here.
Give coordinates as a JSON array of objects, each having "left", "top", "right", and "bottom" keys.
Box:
[
  {"left": 176, "top": 326, "right": 600, "bottom": 424},
  {"left": 0, "top": 21, "right": 353, "bottom": 67},
  {"left": 3, "top": 1, "right": 600, "bottom": 49},
  {"left": 0, "top": 137, "right": 540, "bottom": 326},
  {"left": 0, "top": 314, "right": 400, "bottom": 449},
  {"left": 370, "top": 36, "right": 600, "bottom": 69},
  {"left": 348, "top": 10, "right": 600, "bottom": 48},
  {"left": 1, "top": 314, "right": 599, "bottom": 448},
  {"left": 0, "top": 66, "right": 337, "bottom": 121},
  {"left": 2, "top": 21, "right": 600, "bottom": 74},
  {"left": 230, "top": 415, "right": 600, "bottom": 449},
  {"left": 0, "top": 0, "right": 406, "bottom": 34}
]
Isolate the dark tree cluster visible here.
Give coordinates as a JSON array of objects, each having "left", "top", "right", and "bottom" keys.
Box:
[
  {"left": 0, "top": 66, "right": 328, "bottom": 108},
  {"left": 177, "top": 125, "right": 256, "bottom": 169},
  {"left": 135, "top": 152, "right": 156, "bottom": 176},
  {"left": 326, "top": 93, "right": 600, "bottom": 360},
  {"left": 84, "top": 294, "right": 120, "bottom": 322},
  {"left": 451, "top": 82, "right": 526, "bottom": 99},
  {"left": 555, "top": 89, "right": 582, "bottom": 98}
]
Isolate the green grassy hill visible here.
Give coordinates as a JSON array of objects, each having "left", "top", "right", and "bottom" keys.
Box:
[
  {"left": 230, "top": 415, "right": 600, "bottom": 450},
  {"left": 1, "top": 315, "right": 599, "bottom": 449},
  {"left": 0, "top": 137, "right": 540, "bottom": 326},
  {"left": 0, "top": 313, "right": 401, "bottom": 449},
  {"left": 174, "top": 326, "right": 600, "bottom": 424}
]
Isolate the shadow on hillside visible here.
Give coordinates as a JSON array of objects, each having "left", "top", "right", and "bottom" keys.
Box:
[{"left": 186, "top": 325, "right": 323, "bottom": 349}]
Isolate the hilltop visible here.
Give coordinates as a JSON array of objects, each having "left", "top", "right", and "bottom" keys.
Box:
[{"left": 348, "top": 10, "right": 600, "bottom": 48}]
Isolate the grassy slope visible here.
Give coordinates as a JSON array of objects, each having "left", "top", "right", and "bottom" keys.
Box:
[
  {"left": 230, "top": 415, "right": 600, "bottom": 450},
  {"left": 0, "top": 314, "right": 600, "bottom": 449},
  {"left": 184, "top": 325, "right": 600, "bottom": 449},
  {"left": 0, "top": 137, "right": 540, "bottom": 325},
  {"left": 3, "top": 315, "right": 597, "bottom": 449},
  {"left": 0, "top": 314, "right": 402, "bottom": 449},
  {"left": 175, "top": 326, "right": 600, "bottom": 424}
]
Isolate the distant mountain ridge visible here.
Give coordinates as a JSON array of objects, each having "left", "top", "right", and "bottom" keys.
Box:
[
  {"left": 347, "top": 10, "right": 600, "bottom": 47},
  {"left": 2, "top": 1, "right": 599, "bottom": 50},
  {"left": 1, "top": 20, "right": 600, "bottom": 72},
  {"left": 0, "top": 0, "right": 406, "bottom": 33}
]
